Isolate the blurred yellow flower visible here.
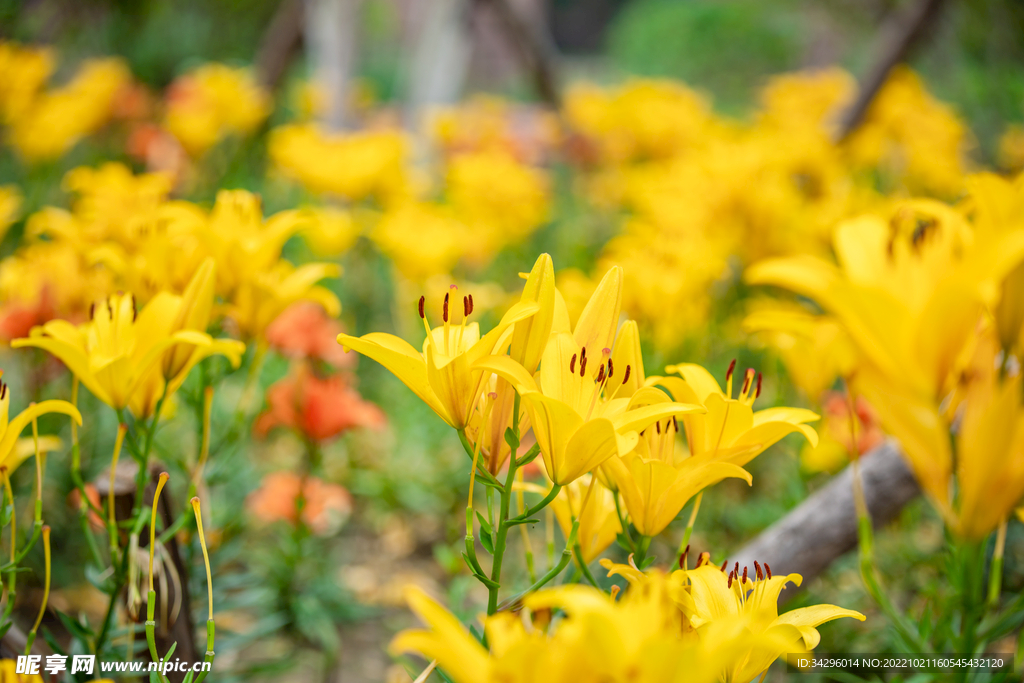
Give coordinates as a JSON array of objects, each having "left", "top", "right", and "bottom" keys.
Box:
[
  {"left": 0, "top": 186, "right": 21, "bottom": 244},
  {"left": 269, "top": 123, "right": 407, "bottom": 201},
  {"left": 0, "top": 41, "right": 55, "bottom": 125},
  {"left": 0, "top": 374, "right": 81, "bottom": 475},
  {"left": 8, "top": 57, "right": 131, "bottom": 162},
  {"left": 164, "top": 63, "right": 270, "bottom": 156}
]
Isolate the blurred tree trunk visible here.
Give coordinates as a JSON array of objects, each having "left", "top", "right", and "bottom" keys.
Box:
[
  {"left": 256, "top": 0, "right": 305, "bottom": 91},
  {"left": 836, "top": 0, "right": 947, "bottom": 140},
  {"left": 403, "top": 0, "right": 473, "bottom": 128},
  {"left": 304, "top": 0, "right": 363, "bottom": 130},
  {"left": 729, "top": 440, "right": 920, "bottom": 605},
  {"left": 477, "top": 0, "right": 561, "bottom": 106}
]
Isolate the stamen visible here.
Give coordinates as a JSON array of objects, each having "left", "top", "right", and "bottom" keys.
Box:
[
  {"left": 607, "top": 359, "right": 614, "bottom": 378},
  {"left": 89, "top": 302, "right": 96, "bottom": 320},
  {"left": 755, "top": 372, "right": 763, "bottom": 399},
  {"left": 695, "top": 553, "right": 705, "bottom": 568},
  {"left": 0, "top": 383, "right": 6, "bottom": 400},
  {"left": 597, "top": 365, "right": 605, "bottom": 383},
  {"left": 728, "top": 573, "right": 734, "bottom": 589},
  {"left": 656, "top": 421, "right": 661, "bottom": 435},
  {"left": 742, "top": 566, "right": 748, "bottom": 584},
  {"left": 468, "top": 294, "right": 474, "bottom": 315},
  {"left": 720, "top": 559, "right": 728, "bottom": 572},
  {"left": 443, "top": 293, "right": 449, "bottom": 323},
  {"left": 764, "top": 563, "right": 772, "bottom": 579},
  {"left": 418, "top": 296, "right": 425, "bottom": 318},
  {"left": 580, "top": 356, "right": 587, "bottom": 378},
  {"left": 622, "top": 365, "right": 631, "bottom": 384},
  {"left": 679, "top": 544, "right": 690, "bottom": 569},
  {"left": 726, "top": 359, "right": 736, "bottom": 398},
  {"left": 754, "top": 560, "right": 763, "bottom": 580},
  {"left": 131, "top": 294, "right": 137, "bottom": 322},
  {"left": 733, "top": 562, "right": 739, "bottom": 577},
  {"left": 741, "top": 368, "right": 754, "bottom": 397},
  {"left": 569, "top": 353, "right": 577, "bottom": 374},
  {"left": 463, "top": 296, "right": 470, "bottom": 318},
  {"left": 672, "top": 416, "right": 679, "bottom": 432},
  {"left": 580, "top": 346, "right": 587, "bottom": 363}
]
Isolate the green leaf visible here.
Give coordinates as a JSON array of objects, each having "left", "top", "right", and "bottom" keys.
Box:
[
  {"left": 475, "top": 511, "right": 493, "bottom": 539},
  {"left": 506, "top": 518, "right": 540, "bottom": 527},
  {"left": 640, "top": 555, "right": 657, "bottom": 570},
  {"left": 504, "top": 427, "right": 520, "bottom": 451},
  {"left": 615, "top": 533, "right": 634, "bottom": 552},
  {"left": 479, "top": 529, "right": 495, "bottom": 555}
]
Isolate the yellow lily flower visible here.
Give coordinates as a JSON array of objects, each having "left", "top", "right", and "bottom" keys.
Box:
[
  {"left": 225, "top": 260, "right": 341, "bottom": 341},
  {"left": 953, "top": 341, "right": 1024, "bottom": 540},
  {"left": 661, "top": 362, "right": 819, "bottom": 467},
  {"left": 13, "top": 290, "right": 236, "bottom": 415},
  {"left": 338, "top": 287, "right": 539, "bottom": 430},
  {"left": 604, "top": 415, "right": 752, "bottom": 537},
  {"left": 481, "top": 330, "right": 704, "bottom": 486},
  {"left": 468, "top": 254, "right": 556, "bottom": 473},
  {"left": 129, "top": 260, "right": 246, "bottom": 418},
  {"left": 0, "top": 375, "right": 81, "bottom": 474},
  {"left": 391, "top": 574, "right": 737, "bottom": 683},
  {"left": 683, "top": 563, "right": 865, "bottom": 683},
  {"left": 746, "top": 195, "right": 1024, "bottom": 508}
]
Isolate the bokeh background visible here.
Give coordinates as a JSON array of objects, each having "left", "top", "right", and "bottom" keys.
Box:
[{"left": 2, "top": 1, "right": 1024, "bottom": 681}]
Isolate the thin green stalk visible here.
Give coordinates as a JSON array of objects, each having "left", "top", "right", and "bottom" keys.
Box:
[
  {"left": 498, "top": 520, "right": 579, "bottom": 611},
  {"left": 512, "top": 483, "right": 561, "bottom": 523},
  {"left": 613, "top": 492, "right": 634, "bottom": 553},
  {"left": 574, "top": 544, "right": 600, "bottom": 588},
  {"left": 987, "top": 520, "right": 1008, "bottom": 609},
  {"left": 673, "top": 491, "right": 703, "bottom": 568},
  {"left": 485, "top": 392, "right": 521, "bottom": 615}
]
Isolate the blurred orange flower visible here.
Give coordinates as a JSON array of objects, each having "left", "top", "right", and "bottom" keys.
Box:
[
  {"left": 265, "top": 302, "right": 353, "bottom": 368},
  {"left": 246, "top": 471, "right": 353, "bottom": 535},
  {"left": 802, "top": 391, "right": 886, "bottom": 473},
  {"left": 254, "top": 365, "right": 385, "bottom": 442},
  {"left": 0, "top": 287, "right": 54, "bottom": 342}
]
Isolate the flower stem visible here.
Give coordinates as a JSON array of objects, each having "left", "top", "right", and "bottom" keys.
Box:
[
  {"left": 634, "top": 535, "right": 652, "bottom": 569},
  {"left": 674, "top": 491, "right": 703, "bottom": 568},
  {"left": 987, "top": 518, "right": 1008, "bottom": 609}
]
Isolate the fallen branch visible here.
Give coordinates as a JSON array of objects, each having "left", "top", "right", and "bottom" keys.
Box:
[
  {"left": 255, "top": 0, "right": 305, "bottom": 91},
  {"left": 730, "top": 439, "right": 920, "bottom": 604},
  {"left": 477, "top": 0, "right": 560, "bottom": 107}
]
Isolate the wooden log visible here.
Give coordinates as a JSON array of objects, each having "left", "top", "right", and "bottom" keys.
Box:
[
  {"left": 256, "top": 0, "right": 305, "bottom": 92},
  {"left": 729, "top": 439, "right": 920, "bottom": 604}
]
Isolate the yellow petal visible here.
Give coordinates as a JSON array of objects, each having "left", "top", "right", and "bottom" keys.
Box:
[
  {"left": 510, "top": 253, "right": 556, "bottom": 373},
  {"left": 558, "top": 417, "right": 620, "bottom": 484},
  {"left": 611, "top": 402, "right": 706, "bottom": 435},
  {"left": 520, "top": 390, "right": 582, "bottom": 483},
  {"left": 573, "top": 265, "right": 622, "bottom": 365},
  {"left": 0, "top": 400, "right": 81, "bottom": 468},
  {"left": 606, "top": 320, "right": 644, "bottom": 398},
  {"left": 665, "top": 363, "right": 723, "bottom": 402},
  {"left": 339, "top": 332, "right": 453, "bottom": 425},
  {"left": 773, "top": 604, "right": 866, "bottom": 649}
]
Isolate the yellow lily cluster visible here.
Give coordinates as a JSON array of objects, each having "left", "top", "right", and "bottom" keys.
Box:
[
  {"left": 269, "top": 120, "right": 551, "bottom": 282},
  {"left": 392, "top": 556, "right": 863, "bottom": 683},
  {"left": 561, "top": 67, "right": 969, "bottom": 350},
  {"left": 747, "top": 172, "right": 1024, "bottom": 539},
  {"left": 0, "top": 40, "right": 131, "bottom": 163},
  {"left": 0, "top": 163, "right": 344, "bottom": 345},
  {"left": 342, "top": 254, "right": 817, "bottom": 541}
]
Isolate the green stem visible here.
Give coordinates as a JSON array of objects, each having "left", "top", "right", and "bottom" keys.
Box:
[
  {"left": 574, "top": 544, "right": 600, "bottom": 588},
  {"left": 485, "top": 392, "right": 521, "bottom": 615},
  {"left": 498, "top": 520, "right": 578, "bottom": 611},
  {"left": 512, "top": 483, "right": 561, "bottom": 523},
  {"left": 987, "top": 520, "right": 1008, "bottom": 610},
  {"left": 673, "top": 491, "right": 703, "bottom": 568},
  {"left": 613, "top": 492, "right": 634, "bottom": 553}
]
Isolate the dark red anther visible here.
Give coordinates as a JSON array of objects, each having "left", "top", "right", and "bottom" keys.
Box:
[
  {"left": 569, "top": 353, "right": 577, "bottom": 374},
  {"left": 0, "top": 383, "right": 6, "bottom": 400},
  {"left": 734, "top": 562, "right": 739, "bottom": 577},
  {"left": 418, "top": 296, "right": 425, "bottom": 319},
  {"left": 468, "top": 294, "right": 474, "bottom": 315},
  {"left": 597, "top": 365, "right": 606, "bottom": 383},
  {"left": 764, "top": 563, "right": 772, "bottom": 579},
  {"left": 580, "top": 346, "right": 587, "bottom": 363},
  {"left": 463, "top": 295, "right": 469, "bottom": 317},
  {"left": 695, "top": 553, "right": 704, "bottom": 568},
  {"left": 655, "top": 421, "right": 661, "bottom": 434},
  {"left": 579, "top": 356, "right": 588, "bottom": 377},
  {"left": 131, "top": 294, "right": 137, "bottom": 322},
  {"left": 720, "top": 560, "right": 728, "bottom": 572},
  {"left": 742, "top": 566, "right": 748, "bottom": 584},
  {"left": 742, "top": 368, "right": 754, "bottom": 394},
  {"left": 622, "top": 365, "right": 631, "bottom": 384},
  {"left": 672, "top": 416, "right": 679, "bottom": 432},
  {"left": 679, "top": 544, "right": 690, "bottom": 569},
  {"left": 89, "top": 302, "right": 96, "bottom": 320},
  {"left": 607, "top": 359, "right": 614, "bottom": 378},
  {"left": 726, "top": 359, "right": 737, "bottom": 383},
  {"left": 754, "top": 560, "right": 763, "bottom": 580},
  {"left": 728, "top": 573, "right": 734, "bottom": 589},
  {"left": 443, "top": 293, "right": 449, "bottom": 323},
  {"left": 755, "top": 372, "right": 763, "bottom": 398}
]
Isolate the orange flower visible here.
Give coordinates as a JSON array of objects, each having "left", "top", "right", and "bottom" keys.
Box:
[
  {"left": 254, "top": 365, "right": 385, "bottom": 442},
  {"left": 823, "top": 392, "right": 885, "bottom": 456},
  {"left": 246, "top": 471, "right": 353, "bottom": 535},
  {"left": 265, "top": 302, "right": 353, "bottom": 368},
  {"left": 0, "top": 287, "right": 55, "bottom": 342}
]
